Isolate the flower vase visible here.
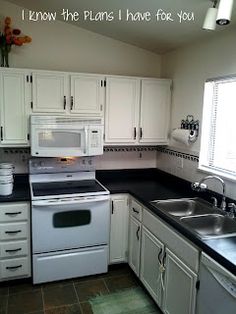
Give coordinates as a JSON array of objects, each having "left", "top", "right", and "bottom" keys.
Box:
[{"left": 0, "top": 45, "right": 11, "bottom": 67}]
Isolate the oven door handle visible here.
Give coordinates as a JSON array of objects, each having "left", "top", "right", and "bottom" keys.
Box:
[{"left": 32, "top": 196, "right": 109, "bottom": 207}]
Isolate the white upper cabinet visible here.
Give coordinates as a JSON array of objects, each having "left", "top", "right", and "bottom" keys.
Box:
[
  {"left": 0, "top": 68, "right": 172, "bottom": 146},
  {"left": 105, "top": 77, "right": 140, "bottom": 144},
  {"left": 70, "top": 75, "right": 105, "bottom": 115},
  {"left": 139, "top": 79, "right": 171, "bottom": 144},
  {"left": 0, "top": 71, "right": 30, "bottom": 146},
  {"left": 32, "top": 72, "right": 67, "bottom": 113},
  {"left": 104, "top": 77, "right": 171, "bottom": 145}
]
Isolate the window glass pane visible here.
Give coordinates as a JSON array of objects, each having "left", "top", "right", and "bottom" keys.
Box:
[
  {"left": 53, "top": 210, "right": 91, "bottom": 228},
  {"left": 213, "top": 81, "right": 236, "bottom": 173},
  {"left": 39, "top": 131, "right": 82, "bottom": 148},
  {"left": 200, "top": 77, "right": 236, "bottom": 180}
]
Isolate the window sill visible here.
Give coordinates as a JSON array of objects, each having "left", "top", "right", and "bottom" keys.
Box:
[{"left": 198, "top": 165, "right": 236, "bottom": 183}]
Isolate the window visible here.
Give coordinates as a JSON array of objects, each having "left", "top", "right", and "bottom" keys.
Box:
[{"left": 199, "top": 76, "right": 236, "bottom": 181}]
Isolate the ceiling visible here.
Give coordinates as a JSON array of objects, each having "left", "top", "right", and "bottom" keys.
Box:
[{"left": 6, "top": 0, "right": 236, "bottom": 54}]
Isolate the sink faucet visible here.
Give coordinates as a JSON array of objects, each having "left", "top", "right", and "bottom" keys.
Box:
[{"left": 191, "top": 175, "right": 226, "bottom": 211}]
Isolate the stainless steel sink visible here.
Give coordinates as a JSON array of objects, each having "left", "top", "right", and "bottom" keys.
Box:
[
  {"left": 150, "top": 197, "right": 236, "bottom": 239},
  {"left": 180, "top": 214, "right": 236, "bottom": 239},
  {"left": 150, "top": 198, "right": 215, "bottom": 217}
]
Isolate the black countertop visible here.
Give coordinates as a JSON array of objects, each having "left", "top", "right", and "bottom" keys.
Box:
[
  {"left": 0, "top": 174, "right": 30, "bottom": 203},
  {"left": 97, "top": 168, "right": 236, "bottom": 276},
  {"left": 1, "top": 169, "right": 235, "bottom": 276}
]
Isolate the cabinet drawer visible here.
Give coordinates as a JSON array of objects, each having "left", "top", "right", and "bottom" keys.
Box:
[
  {"left": 0, "top": 240, "right": 29, "bottom": 258},
  {"left": 130, "top": 199, "right": 142, "bottom": 221},
  {"left": 0, "top": 202, "right": 29, "bottom": 222},
  {"left": 0, "top": 222, "right": 28, "bottom": 241},
  {"left": 143, "top": 208, "right": 199, "bottom": 272},
  {"left": 0, "top": 257, "right": 30, "bottom": 279}
]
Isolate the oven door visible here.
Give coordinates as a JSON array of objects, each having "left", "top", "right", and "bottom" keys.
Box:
[
  {"left": 31, "top": 125, "right": 88, "bottom": 157},
  {"left": 32, "top": 195, "right": 110, "bottom": 253}
]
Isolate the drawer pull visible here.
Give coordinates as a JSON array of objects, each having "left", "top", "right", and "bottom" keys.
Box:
[
  {"left": 5, "top": 230, "right": 22, "bottom": 234},
  {"left": 5, "top": 212, "right": 22, "bottom": 216},
  {"left": 132, "top": 208, "right": 139, "bottom": 214},
  {"left": 5, "top": 248, "right": 22, "bottom": 253},
  {"left": 6, "top": 265, "right": 22, "bottom": 270}
]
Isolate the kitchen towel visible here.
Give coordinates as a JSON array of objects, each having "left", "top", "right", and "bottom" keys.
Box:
[{"left": 171, "top": 128, "right": 197, "bottom": 146}]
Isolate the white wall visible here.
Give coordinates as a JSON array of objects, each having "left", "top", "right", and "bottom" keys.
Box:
[
  {"left": 162, "top": 28, "right": 236, "bottom": 153},
  {"left": 0, "top": 148, "right": 156, "bottom": 173},
  {"left": 0, "top": 0, "right": 161, "bottom": 77},
  {"left": 0, "top": 0, "right": 161, "bottom": 171},
  {"left": 160, "top": 28, "right": 236, "bottom": 200}
]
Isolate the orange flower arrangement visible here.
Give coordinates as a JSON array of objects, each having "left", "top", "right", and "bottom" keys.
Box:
[{"left": 0, "top": 16, "right": 32, "bottom": 67}]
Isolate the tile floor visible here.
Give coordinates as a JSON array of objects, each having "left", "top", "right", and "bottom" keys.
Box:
[{"left": 0, "top": 264, "right": 162, "bottom": 314}]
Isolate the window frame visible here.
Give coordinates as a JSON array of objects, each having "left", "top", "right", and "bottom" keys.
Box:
[{"left": 199, "top": 76, "right": 236, "bottom": 182}]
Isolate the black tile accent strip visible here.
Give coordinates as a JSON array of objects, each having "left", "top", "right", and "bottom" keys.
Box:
[
  {"left": 156, "top": 147, "right": 199, "bottom": 162},
  {"left": 103, "top": 146, "right": 158, "bottom": 152},
  {"left": 103, "top": 146, "right": 199, "bottom": 162}
]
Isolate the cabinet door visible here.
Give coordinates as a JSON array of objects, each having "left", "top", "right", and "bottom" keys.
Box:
[
  {"left": 32, "top": 72, "right": 67, "bottom": 113},
  {"left": 105, "top": 77, "right": 140, "bottom": 144},
  {"left": 139, "top": 79, "right": 171, "bottom": 144},
  {"left": 70, "top": 75, "right": 104, "bottom": 115},
  {"left": 128, "top": 216, "right": 141, "bottom": 276},
  {"left": 109, "top": 195, "right": 129, "bottom": 264},
  {"left": 0, "top": 71, "right": 30, "bottom": 146},
  {"left": 140, "top": 226, "right": 164, "bottom": 307},
  {"left": 163, "top": 249, "right": 197, "bottom": 314}
]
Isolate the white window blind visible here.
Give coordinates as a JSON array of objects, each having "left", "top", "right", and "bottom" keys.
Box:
[{"left": 199, "top": 77, "right": 236, "bottom": 181}]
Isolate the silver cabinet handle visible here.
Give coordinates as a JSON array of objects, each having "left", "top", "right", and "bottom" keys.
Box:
[
  {"left": 5, "top": 212, "right": 22, "bottom": 216},
  {"left": 5, "top": 230, "right": 21, "bottom": 234},
  {"left": 6, "top": 265, "right": 22, "bottom": 270},
  {"left": 158, "top": 248, "right": 163, "bottom": 265},
  {"left": 140, "top": 127, "right": 143, "bottom": 139},
  {"left": 134, "top": 127, "right": 137, "bottom": 140},
  {"left": 136, "top": 226, "right": 140, "bottom": 241},
  {"left": 132, "top": 208, "right": 139, "bottom": 214},
  {"left": 70, "top": 96, "right": 74, "bottom": 110},
  {"left": 63, "top": 96, "right": 66, "bottom": 110},
  {"left": 5, "top": 248, "right": 22, "bottom": 253}
]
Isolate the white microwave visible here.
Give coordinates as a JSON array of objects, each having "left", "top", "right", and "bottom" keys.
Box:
[{"left": 30, "top": 115, "right": 104, "bottom": 157}]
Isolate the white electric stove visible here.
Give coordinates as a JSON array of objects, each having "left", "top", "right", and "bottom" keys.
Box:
[{"left": 29, "top": 157, "right": 110, "bottom": 284}]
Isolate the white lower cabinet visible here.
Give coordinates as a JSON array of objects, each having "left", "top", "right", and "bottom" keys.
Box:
[
  {"left": 162, "top": 249, "right": 198, "bottom": 314},
  {"left": 140, "top": 207, "right": 199, "bottom": 314},
  {"left": 126, "top": 198, "right": 199, "bottom": 314},
  {"left": 128, "top": 216, "right": 141, "bottom": 276},
  {"left": 109, "top": 194, "right": 129, "bottom": 264},
  {"left": 0, "top": 202, "right": 31, "bottom": 281},
  {"left": 140, "top": 226, "right": 164, "bottom": 307}
]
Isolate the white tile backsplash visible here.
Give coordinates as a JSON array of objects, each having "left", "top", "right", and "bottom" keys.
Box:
[
  {"left": 0, "top": 148, "right": 156, "bottom": 173},
  {"left": 1, "top": 146, "right": 235, "bottom": 201},
  {"left": 0, "top": 148, "right": 30, "bottom": 174},
  {"left": 95, "top": 150, "right": 157, "bottom": 170},
  {"left": 156, "top": 150, "right": 236, "bottom": 200}
]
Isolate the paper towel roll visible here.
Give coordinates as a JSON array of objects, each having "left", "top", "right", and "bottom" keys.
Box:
[{"left": 171, "top": 129, "right": 197, "bottom": 146}]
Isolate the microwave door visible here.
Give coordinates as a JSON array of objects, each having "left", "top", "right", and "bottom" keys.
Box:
[{"left": 31, "top": 128, "right": 86, "bottom": 157}]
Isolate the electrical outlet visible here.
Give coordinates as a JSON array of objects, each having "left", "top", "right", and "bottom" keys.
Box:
[{"left": 176, "top": 157, "right": 184, "bottom": 169}]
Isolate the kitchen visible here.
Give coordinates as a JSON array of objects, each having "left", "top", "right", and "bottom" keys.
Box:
[{"left": 0, "top": 0, "right": 236, "bottom": 314}]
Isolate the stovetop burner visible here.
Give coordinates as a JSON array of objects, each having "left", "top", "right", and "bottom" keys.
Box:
[{"left": 32, "top": 180, "right": 106, "bottom": 197}]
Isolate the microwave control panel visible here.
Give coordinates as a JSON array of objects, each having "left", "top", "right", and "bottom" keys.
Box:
[{"left": 89, "top": 128, "right": 103, "bottom": 155}]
